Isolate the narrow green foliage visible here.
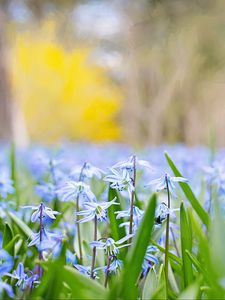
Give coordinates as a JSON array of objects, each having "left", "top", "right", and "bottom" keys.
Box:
[
  {"left": 108, "top": 186, "right": 126, "bottom": 241},
  {"left": 180, "top": 202, "right": 193, "bottom": 288},
  {"left": 113, "top": 193, "right": 157, "bottom": 299},
  {"left": 165, "top": 152, "right": 209, "bottom": 228},
  {"left": 8, "top": 211, "right": 33, "bottom": 238},
  {"left": 10, "top": 143, "right": 19, "bottom": 209}
]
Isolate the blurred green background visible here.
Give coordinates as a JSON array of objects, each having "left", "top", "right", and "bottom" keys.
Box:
[{"left": 1, "top": 0, "right": 225, "bottom": 146}]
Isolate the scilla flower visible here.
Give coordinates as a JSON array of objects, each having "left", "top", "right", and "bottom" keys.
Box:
[
  {"left": 142, "top": 246, "right": 159, "bottom": 277},
  {"left": 76, "top": 198, "right": 118, "bottom": 223},
  {"left": 6, "top": 262, "right": 39, "bottom": 290},
  {"left": 74, "top": 264, "right": 98, "bottom": 279},
  {"left": 0, "top": 249, "right": 14, "bottom": 297},
  {"left": 22, "top": 203, "right": 60, "bottom": 223},
  {"left": 57, "top": 181, "right": 97, "bottom": 203},
  {"left": 0, "top": 171, "right": 14, "bottom": 198},
  {"left": 90, "top": 234, "right": 132, "bottom": 256},
  {"left": 70, "top": 162, "right": 105, "bottom": 180},
  {"left": 112, "top": 156, "right": 153, "bottom": 172},
  {"left": 146, "top": 173, "right": 188, "bottom": 197},
  {"left": 104, "top": 168, "right": 134, "bottom": 199}
]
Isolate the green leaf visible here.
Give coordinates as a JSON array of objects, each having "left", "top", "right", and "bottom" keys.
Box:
[
  {"left": 2, "top": 223, "right": 14, "bottom": 249},
  {"left": 112, "top": 193, "right": 157, "bottom": 299},
  {"left": 4, "top": 234, "right": 20, "bottom": 255},
  {"left": 180, "top": 202, "right": 193, "bottom": 287},
  {"left": 165, "top": 152, "right": 209, "bottom": 228},
  {"left": 108, "top": 187, "right": 126, "bottom": 241},
  {"left": 10, "top": 142, "right": 19, "bottom": 209},
  {"left": 8, "top": 211, "right": 33, "bottom": 238}
]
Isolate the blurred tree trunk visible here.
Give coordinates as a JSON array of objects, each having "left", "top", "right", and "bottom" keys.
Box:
[
  {"left": 0, "top": 8, "right": 13, "bottom": 140},
  {"left": 0, "top": 8, "right": 28, "bottom": 146}
]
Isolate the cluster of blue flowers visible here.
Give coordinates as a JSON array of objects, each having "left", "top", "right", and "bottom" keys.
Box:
[{"left": 1, "top": 144, "right": 225, "bottom": 298}]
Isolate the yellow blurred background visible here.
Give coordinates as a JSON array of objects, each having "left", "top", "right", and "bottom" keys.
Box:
[{"left": 1, "top": 0, "right": 225, "bottom": 146}]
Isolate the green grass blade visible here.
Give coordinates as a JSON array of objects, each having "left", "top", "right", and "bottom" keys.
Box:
[
  {"left": 180, "top": 202, "right": 193, "bottom": 287},
  {"left": 108, "top": 186, "right": 126, "bottom": 241},
  {"left": 8, "top": 211, "right": 33, "bottom": 238},
  {"left": 114, "top": 193, "right": 157, "bottom": 299},
  {"left": 165, "top": 152, "right": 209, "bottom": 228}
]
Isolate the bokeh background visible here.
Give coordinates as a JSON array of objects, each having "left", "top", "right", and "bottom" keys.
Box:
[{"left": 1, "top": 0, "right": 225, "bottom": 146}]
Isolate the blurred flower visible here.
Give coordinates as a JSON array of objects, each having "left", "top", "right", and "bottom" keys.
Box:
[
  {"left": 70, "top": 162, "right": 105, "bottom": 180},
  {"left": 35, "top": 182, "right": 57, "bottom": 202},
  {"left": 74, "top": 264, "right": 98, "bottom": 279},
  {"left": 142, "top": 245, "right": 159, "bottom": 277},
  {"left": 0, "top": 249, "right": 13, "bottom": 275},
  {"left": 0, "top": 249, "right": 14, "bottom": 298},
  {"left": 77, "top": 198, "right": 118, "bottom": 223},
  {"left": 28, "top": 228, "right": 62, "bottom": 250},
  {"left": 6, "top": 262, "right": 39, "bottom": 290},
  {"left": 57, "top": 181, "right": 97, "bottom": 203},
  {"left": 146, "top": 173, "right": 188, "bottom": 197},
  {"left": 0, "top": 172, "right": 14, "bottom": 198}
]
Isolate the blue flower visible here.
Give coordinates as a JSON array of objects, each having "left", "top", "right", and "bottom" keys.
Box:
[
  {"left": 0, "top": 249, "right": 13, "bottom": 275},
  {"left": 74, "top": 264, "right": 98, "bottom": 279},
  {"left": 70, "top": 162, "right": 105, "bottom": 180},
  {"left": 0, "top": 171, "right": 14, "bottom": 198},
  {"left": 112, "top": 156, "right": 154, "bottom": 172},
  {"left": 6, "top": 262, "right": 39, "bottom": 290},
  {"left": 115, "top": 206, "right": 144, "bottom": 233},
  {"left": 77, "top": 198, "right": 119, "bottom": 223},
  {"left": 35, "top": 182, "right": 57, "bottom": 202},
  {"left": 22, "top": 203, "right": 60, "bottom": 223},
  {"left": 0, "top": 249, "right": 14, "bottom": 298},
  {"left": 28, "top": 228, "right": 62, "bottom": 251},
  {"left": 142, "top": 245, "right": 159, "bottom": 277},
  {"left": 146, "top": 173, "right": 188, "bottom": 197},
  {"left": 96, "top": 257, "right": 123, "bottom": 274},
  {"left": 90, "top": 234, "right": 132, "bottom": 256},
  {"left": 104, "top": 168, "right": 134, "bottom": 199},
  {"left": 0, "top": 281, "right": 14, "bottom": 298},
  {"left": 57, "top": 181, "right": 97, "bottom": 203}
]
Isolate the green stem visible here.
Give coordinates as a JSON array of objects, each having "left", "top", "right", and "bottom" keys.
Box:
[
  {"left": 129, "top": 155, "right": 136, "bottom": 244},
  {"left": 104, "top": 255, "right": 112, "bottom": 288},
  {"left": 91, "top": 215, "right": 98, "bottom": 279},
  {"left": 165, "top": 174, "right": 170, "bottom": 297},
  {"left": 76, "top": 162, "right": 87, "bottom": 264}
]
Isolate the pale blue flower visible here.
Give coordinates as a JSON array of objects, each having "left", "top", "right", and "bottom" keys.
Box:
[
  {"left": 0, "top": 249, "right": 13, "bottom": 275},
  {"left": 90, "top": 234, "right": 132, "bottom": 256},
  {"left": 28, "top": 228, "right": 62, "bottom": 250},
  {"left": 57, "top": 181, "right": 97, "bottom": 203},
  {"left": 70, "top": 162, "right": 105, "bottom": 180},
  {"left": 22, "top": 203, "right": 60, "bottom": 223},
  {"left": 146, "top": 173, "right": 188, "bottom": 197},
  {"left": 35, "top": 182, "right": 57, "bottom": 202},
  {"left": 0, "top": 171, "right": 14, "bottom": 198},
  {"left": 104, "top": 168, "right": 134, "bottom": 199},
  {"left": 74, "top": 264, "right": 98, "bottom": 279},
  {"left": 112, "top": 156, "right": 154, "bottom": 172},
  {"left": 115, "top": 206, "right": 144, "bottom": 233},
  {"left": 77, "top": 198, "right": 118, "bottom": 223}
]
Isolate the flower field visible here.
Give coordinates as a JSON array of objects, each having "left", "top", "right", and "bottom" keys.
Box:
[{"left": 0, "top": 143, "right": 225, "bottom": 299}]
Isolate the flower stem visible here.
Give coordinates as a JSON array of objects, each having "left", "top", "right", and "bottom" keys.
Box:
[
  {"left": 104, "top": 255, "right": 112, "bottom": 288},
  {"left": 38, "top": 202, "right": 43, "bottom": 277},
  {"left": 129, "top": 155, "right": 136, "bottom": 243},
  {"left": 76, "top": 162, "right": 87, "bottom": 265},
  {"left": 165, "top": 174, "right": 170, "bottom": 297},
  {"left": 91, "top": 215, "right": 98, "bottom": 279}
]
